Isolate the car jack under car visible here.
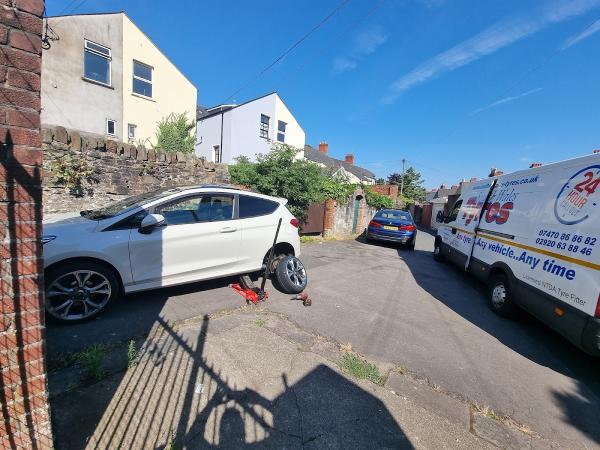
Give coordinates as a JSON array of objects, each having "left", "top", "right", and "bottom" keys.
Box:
[{"left": 231, "top": 218, "right": 310, "bottom": 306}]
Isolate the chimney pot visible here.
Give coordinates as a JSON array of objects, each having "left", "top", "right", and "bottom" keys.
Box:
[
  {"left": 318, "top": 141, "right": 328, "bottom": 154},
  {"left": 440, "top": 184, "right": 446, "bottom": 189},
  {"left": 345, "top": 153, "right": 354, "bottom": 165},
  {"left": 594, "top": 149, "right": 600, "bottom": 154},
  {"left": 451, "top": 184, "right": 458, "bottom": 190},
  {"left": 470, "top": 177, "right": 477, "bottom": 182},
  {"left": 530, "top": 162, "right": 542, "bottom": 168}
]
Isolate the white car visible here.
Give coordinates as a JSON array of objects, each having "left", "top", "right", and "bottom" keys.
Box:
[{"left": 42, "top": 185, "right": 306, "bottom": 322}]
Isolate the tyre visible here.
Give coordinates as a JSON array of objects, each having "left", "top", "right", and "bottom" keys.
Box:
[
  {"left": 407, "top": 237, "right": 416, "bottom": 251},
  {"left": 433, "top": 241, "right": 444, "bottom": 262},
  {"left": 488, "top": 273, "right": 518, "bottom": 318},
  {"left": 45, "top": 261, "right": 120, "bottom": 323},
  {"left": 274, "top": 255, "right": 307, "bottom": 294}
]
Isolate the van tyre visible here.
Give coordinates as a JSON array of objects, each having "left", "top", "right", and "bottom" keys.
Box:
[
  {"left": 45, "top": 261, "right": 119, "bottom": 323},
  {"left": 274, "top": 255, "right": 307, "bottom": 294},
  {"left": 433, "top": 242, "right": 444, "bottom": 262},
  {"left": 488, "top": 273, "right": 518, "bottom": 318}
]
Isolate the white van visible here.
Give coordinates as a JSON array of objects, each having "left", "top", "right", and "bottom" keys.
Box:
[{"left": 433, "top": 152, "right": 600, "bottom": 356}]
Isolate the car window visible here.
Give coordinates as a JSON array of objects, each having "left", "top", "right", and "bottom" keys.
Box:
[
  {"left": 239, "top": 195, "right": 279, "bottom": 219},
  {"left": 377, "top": 210, "right": 411, "bottom": 221},
  {"left": 446, "top": 200, "right": 463, "bottom": 223},
  {"left": 156, "top": 195, "right": 234, "bottom": 225}
]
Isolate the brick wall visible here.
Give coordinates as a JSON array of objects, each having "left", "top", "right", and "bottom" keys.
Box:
[
  {"left": 0, "top": 0, "right": 53, "bottom": 448},
  {"left": 370, "top": 184, "right": 399, "bottom": 198},
  {"left": 323, "top": 188, "right": 376, "bottom": 237},
  {"left": 42, "top": 126, "right": 230, "bottom": 215}
]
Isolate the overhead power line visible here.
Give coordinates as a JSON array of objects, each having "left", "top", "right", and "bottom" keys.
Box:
[{"left": 224, "top": 0, "right": 352, "bottom": 102}]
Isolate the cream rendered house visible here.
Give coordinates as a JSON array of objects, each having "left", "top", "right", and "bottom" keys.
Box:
[{"left": 42, "top": 12, "right": 196, "bottom": 145}]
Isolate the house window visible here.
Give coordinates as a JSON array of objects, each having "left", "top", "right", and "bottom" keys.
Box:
[
  {"left": 277, "top": 121, "right": 287, "bottom": 142},
  {"left": 259, "top": 114, "right": 269, "bottom": 138},
  {"left": 133, "top": 60, "right": 153, "bottom": 98},
  {"left": 128, "top": 124, "right": 137, "bottom": 140},
  {"left": 84, "top": 40, "right": 111, "bottom": 85},
  {"left": 106, "top": 119, "right": 116, "bottom": 136},
  {"left": 213, "top": 145, "right": 222, "bottom": 163}
]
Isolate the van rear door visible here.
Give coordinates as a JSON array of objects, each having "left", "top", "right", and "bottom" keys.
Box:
[{"left": 438, "top": 179, "right": 495, "bottom": 269}]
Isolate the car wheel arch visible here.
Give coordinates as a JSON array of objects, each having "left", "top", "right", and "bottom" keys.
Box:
[
  {"left": 45, "top": 257, "right": 125, "bottom": 294},
  {"left": 487, "top": 262, "right": 516, "bottom": 285}
]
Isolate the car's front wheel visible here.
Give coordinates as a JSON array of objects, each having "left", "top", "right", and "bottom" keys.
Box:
[
  {"left": 45, "top": 261, "right": 119, "bottom": 323},
  {"left": 274, "top": 255, "right": 307, "bottom": 294}
]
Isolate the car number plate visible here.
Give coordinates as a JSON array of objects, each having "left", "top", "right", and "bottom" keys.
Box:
[{"left": 383, "top": 225, "right": 397, "bottom": 231}]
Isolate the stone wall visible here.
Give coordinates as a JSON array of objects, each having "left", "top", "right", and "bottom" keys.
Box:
[
  {"left": 41, "top": 126, "right": 229, "bottom": 215},
  {"left": 323, "top": 187, "right": 376, "bottom": 237}
]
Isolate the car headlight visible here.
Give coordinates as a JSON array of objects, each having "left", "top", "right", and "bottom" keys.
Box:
[{"left": 41, "top": 235, "right": 57, "bottom": 245}]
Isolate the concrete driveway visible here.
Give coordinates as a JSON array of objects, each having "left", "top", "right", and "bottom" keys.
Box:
[{"left": 46, "top": 232, "right": 600, "bottom": 448}]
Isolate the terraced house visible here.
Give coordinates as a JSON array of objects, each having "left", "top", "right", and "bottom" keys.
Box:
[{"left": 41, "top": 12, "right": 197, "bottom": 145}]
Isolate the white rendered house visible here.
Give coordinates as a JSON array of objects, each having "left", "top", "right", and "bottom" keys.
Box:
[{"left": 195, "top": 92, "right": 305, "bottom": 163}]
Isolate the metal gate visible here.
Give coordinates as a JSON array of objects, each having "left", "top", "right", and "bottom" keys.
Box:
[{"left": 301, "top": 202, "right": 325, "bottom": 234}]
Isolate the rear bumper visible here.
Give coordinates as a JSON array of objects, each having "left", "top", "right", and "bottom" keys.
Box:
[{"left": 367, "top": 228, "right": 415, "bottom": 244}]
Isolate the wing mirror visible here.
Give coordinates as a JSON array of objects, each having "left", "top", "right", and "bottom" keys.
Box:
[{"left": 139, "top": 213, "right": 165, "bottom": 234}]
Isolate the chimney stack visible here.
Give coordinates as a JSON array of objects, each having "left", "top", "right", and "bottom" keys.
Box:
[
  {"left": 440, "top": 184, "right": 446, "bottom": 189},
  {"left": 489, "top": 168, "right": 504, "bottom": 177},
  {"left": 451, "top": 184, "right": 459, "bottom": 190},
  {"left": 470, "top": 177, "right": 478, "bottom": 182},
  {"left": 318, "top": 141, "right": 328, "bottom": 154},
  {"left": 594, "top": 149, "right": 600, "bottom": 154},
  {"left": 345, "top": 153, "right": 354, "bottom": 165},
  {"left": 530, "top": 162, "right": 542, "bottom": 168}
]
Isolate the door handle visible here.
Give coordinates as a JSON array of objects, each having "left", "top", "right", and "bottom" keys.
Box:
[{"left": 220, "top": 227, "right": 237, "bottom": 233}]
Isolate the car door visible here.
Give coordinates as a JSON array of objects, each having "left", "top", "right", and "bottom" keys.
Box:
[{"left": 128, "top": 193, "right": 241, "bottom": 287}]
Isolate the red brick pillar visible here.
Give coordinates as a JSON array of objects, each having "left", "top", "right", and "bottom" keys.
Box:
[
  {"left": 323, "top": 199, "right": 335, "bottom": 237},
  {"left": 1, "top": 0, "right": 53, "bottom": 448}
]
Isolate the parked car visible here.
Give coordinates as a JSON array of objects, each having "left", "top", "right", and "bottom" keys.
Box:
[
  {"left": 365, "top": 209, "right": 417, "bottom": 249},
  {"left": 42, "top": 185, "right": 306, "bottom": 322},
  {"left": 433, "top": 151, "right": 600, "bottom": 356}
]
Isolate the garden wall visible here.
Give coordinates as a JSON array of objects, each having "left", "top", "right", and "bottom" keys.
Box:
[
  {"left": 323, "top": 187, "right": 377, "bottom": 237},
  {"left": 41, "top": 126, "right": 229, "bottom": 215}
]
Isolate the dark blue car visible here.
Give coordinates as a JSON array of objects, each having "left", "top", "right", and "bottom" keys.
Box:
[{"left": 365, "top": 209, "right": 417, "bottom": 250}]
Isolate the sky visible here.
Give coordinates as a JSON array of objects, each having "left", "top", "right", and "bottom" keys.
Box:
[{"left": 47, "top": 0, "right": 600, "bottom": 189}]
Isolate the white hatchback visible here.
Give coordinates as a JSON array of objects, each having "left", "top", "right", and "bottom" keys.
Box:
[{"left": 42, "top": 185, "right": 305, "bottom": 322}]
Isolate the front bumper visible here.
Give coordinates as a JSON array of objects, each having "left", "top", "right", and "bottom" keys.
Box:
[{"left": 367, "top": 228, "right": 415, "bottom": 244}]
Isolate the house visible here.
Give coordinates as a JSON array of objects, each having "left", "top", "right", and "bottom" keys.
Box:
[
  {"left": 41, "top": 12, "right": 197, "bottom": 145},
  {"left": 304, "top": 142, "right": 376, "bottom": 185},
  {"left": 195, "top": 92, "right": 305, "bottom": 164}
]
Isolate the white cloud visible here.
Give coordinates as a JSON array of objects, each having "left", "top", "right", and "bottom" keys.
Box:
[
  {"left": 472, "top": 87, "right": 543, "bottom": 114},
  {"left": 332, "top": 26, "right": 388, "bottom": 74},
  {"left": 561, "top": 17, "right": 600, "bottom": 49},
  {"left": 381, "top": 0, "right": 600, "bottom": 103}
]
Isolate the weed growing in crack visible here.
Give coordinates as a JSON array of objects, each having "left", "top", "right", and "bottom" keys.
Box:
[
  {"left": 127, "top": 339, "right": 138, "bottom": 368},
  {"left": 77, "top": 344, "right": 107, "bottom": 382},
  {"left": 254, "top": 319, "right": 266, "bottom": 327},
  {"left": 338, "top": 352, "right": 385, "bottom": 386}
]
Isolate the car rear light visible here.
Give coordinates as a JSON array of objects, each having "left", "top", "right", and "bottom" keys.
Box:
[
  {"left": 290, "top": 218, "right": 299, "bottom": 228},
  {"left": 399, "top": 225, "right": 416, "bottom": 231},
  {"left": 595, "top": 292, "right": 600, "bottom": 318},
  {"left": 369, "top": 220, "right": 381, "bottom": 228}
]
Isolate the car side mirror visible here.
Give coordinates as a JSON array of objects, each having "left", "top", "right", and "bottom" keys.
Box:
[{"left": 139, "top": 213, "right": 165, "bottom": 234}]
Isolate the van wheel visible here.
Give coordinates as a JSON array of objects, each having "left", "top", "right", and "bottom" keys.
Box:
[
  {"left": 274, "top": 255, "right": 307, "bottom": 294},
  {"left": 488, "top": 273, "right": 518, "bottom": 318},
  {"left": 433, "top": 242, "right": 444, "bottom": 262}
]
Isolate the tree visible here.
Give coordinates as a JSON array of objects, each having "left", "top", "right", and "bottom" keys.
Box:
[
  {"left": 375, "top": 178, "right": 386, "bottom": 185},
  {"left": 155, "top": 112, "right": 195, "bottom": 153},
  {"left": 387, "top": 167, "right": 426, "bottom": 204},
  {"left": 229, "top": 143, "right": 353, "bottom": 221}
]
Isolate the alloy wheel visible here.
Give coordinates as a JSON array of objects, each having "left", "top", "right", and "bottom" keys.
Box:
[
  {"left": 46, "top": 270, "right": 112, "bottom": 320},
  {"left": 285, "top": 258, "right": 307, "bottom": 287}
]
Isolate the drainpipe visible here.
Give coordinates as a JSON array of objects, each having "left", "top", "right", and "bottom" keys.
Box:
[{"left": 220, "top": 112, "right": 224, "bottom": 162}]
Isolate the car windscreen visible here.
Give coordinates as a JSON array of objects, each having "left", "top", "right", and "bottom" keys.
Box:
[
  {"left": 376, "top": 211, "right": 412, "bottom": 221},
  {"left": 80, "top": 187, "right": 182, "bottom": 220}
]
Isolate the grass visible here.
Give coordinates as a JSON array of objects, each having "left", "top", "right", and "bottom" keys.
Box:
[
  {"left": 338, "top": 352, "right": 386, "bottom": 386},
  {"left": 127, "top": 339, "right": 137, "bottom": 368},
  {"left": 77, "top": 344, "right": 107, "bottom": 382},
  {"left": 300, "top": 235, "right": 321, "bottom": 244},
  {"left": 254, "top": 319, "right": 266, "bottom": 327},
  {"left": 165, "top": 430, "right": 180, "bottom": 450}
]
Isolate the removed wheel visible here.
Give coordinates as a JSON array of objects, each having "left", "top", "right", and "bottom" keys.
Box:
[
  {"left": 488, "top": 273, "right": 518, "bottom": 318},
  {"left": 274, "top": 255, "right": 307, "bottom": 294},
  {"left": 45, "top": 261, "right": 119, "bottom": 323}
]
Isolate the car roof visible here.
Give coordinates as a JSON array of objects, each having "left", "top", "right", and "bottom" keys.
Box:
[{"left": 152, "top": 185, "right": 287, "bottom": 205}]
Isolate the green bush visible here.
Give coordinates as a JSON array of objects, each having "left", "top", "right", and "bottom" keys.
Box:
[
  {"left": 365, "top": 188, "right": 394, "bottom": 210},
  {"left": 155, "top": 112, "right": 195, "bottom": 153},
  {"left": 230, "top": 143, "right": 355, "bottom": 221}
]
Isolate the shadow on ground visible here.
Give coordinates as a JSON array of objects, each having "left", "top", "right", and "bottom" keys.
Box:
[
  {"left": 366, "top": 233, "right": 600, "bottom": 446},
  {"left": 50, "top": 315, "right": 412, "bottom": 449}
]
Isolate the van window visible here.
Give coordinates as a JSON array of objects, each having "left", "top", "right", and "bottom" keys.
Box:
[
  {"left": 239, "top": 195, "right": 278, "bottom": 219},
  {"left": 446, "top": 200, "right": 463, "bottom": 223}
]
